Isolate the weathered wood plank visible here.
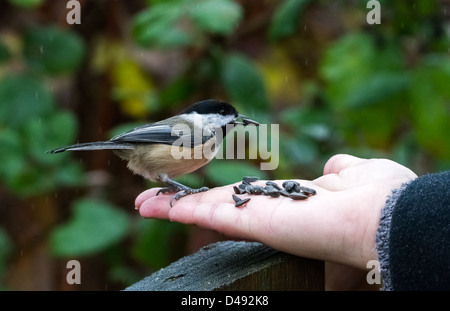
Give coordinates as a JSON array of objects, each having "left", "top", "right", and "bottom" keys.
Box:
[{"left": 124, "top": 241, "right": 324, "bottom": 291}]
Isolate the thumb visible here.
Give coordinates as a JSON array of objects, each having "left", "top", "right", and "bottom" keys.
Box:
[
  {"left": 314, "top": 154, "right": 368, "bottom": 191},
  {"left": 323, "top": 154, "right": 367, "bottom": 175}
]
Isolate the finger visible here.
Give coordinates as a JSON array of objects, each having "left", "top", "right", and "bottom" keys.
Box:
[
  {"left": 138, "top": 185, "right": 236, "bottom": 220},
  {"left": 168, "top": 187, "right": 284, "bottom": 240},
  {"left": 313, "top": 173, "right": 341, "bottom": 191},
  {"left": 135, "top": 188, "right": 161, "bottom": 209},
  {"left": 138, "top": 191, "right": 173, "bottom": 218},
  {"left": 168, "top": 188, "right": 238, "bottom": 230},
  {"left": 323, "top": 154, "right": 366, "bottom": 175}
]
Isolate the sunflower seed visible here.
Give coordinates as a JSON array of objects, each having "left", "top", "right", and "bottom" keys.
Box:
[
  {"left": 279, "top": 189, "right": 291, "bottom": 197},
  {"left": 289, "top": 192, "right": 308, "bottom": 200},
  {"left": 242, "top": 118, "right": 260, "bottom": 126},
  {"left": 265, "top": 186, "right": 281, "bottom": 198},
  {"left": 299, "top": 186, "right": 317, "bottom": 196},
  {"left": 265, "top": 181, "right": 282, "bottom": 190},
  {"left": 232, "top": 194, "right": 242, "bottom": 203},
  {"left": 250, "top": 185, "right": 264, "bottom": 195},
  {"left": 233, "top": 186, "right": 244, "bottom": 194},
  {"left": 243, "top": 176, "right": 260, "bottom": 183},
  {"left": 235, "top": 198, "right": 251, "bottom": 207},
  {"left": 283, "top": 180, "right": 302, "bottom": 193},
  {"left": 245, "top": 185, "right": 254, "bottom": 193}
]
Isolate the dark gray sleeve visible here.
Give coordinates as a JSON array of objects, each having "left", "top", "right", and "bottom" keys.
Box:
[{"left": 376, "top": 171, "right": 450, "bottom": 290}]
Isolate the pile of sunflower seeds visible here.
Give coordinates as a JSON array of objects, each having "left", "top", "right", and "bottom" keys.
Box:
[{"left": 232, "top": 176, "right": 317, "bottom": 207}]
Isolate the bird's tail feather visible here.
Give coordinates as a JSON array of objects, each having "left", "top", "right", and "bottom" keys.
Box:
[{"left": 47, "top": 141, "right": 134, "bottom": 154}]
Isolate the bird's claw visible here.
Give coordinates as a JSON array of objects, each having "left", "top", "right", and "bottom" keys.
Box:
[
  {"left": 156, "top": 187, "right": 173, "bottom": 196},
  {"left": 157, "top": 185, "right": 209, "bottom": 207}
]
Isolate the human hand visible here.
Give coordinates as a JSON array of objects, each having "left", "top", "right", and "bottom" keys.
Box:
[{"left": 136, "top": 154, "right": 417, "bottom": 269}]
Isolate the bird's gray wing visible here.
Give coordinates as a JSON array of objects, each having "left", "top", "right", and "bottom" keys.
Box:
[{"left": 111, "top": 124, "right": 209, "bottom": 146}]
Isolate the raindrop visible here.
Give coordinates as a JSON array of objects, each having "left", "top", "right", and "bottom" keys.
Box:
[{"left": 40, "top": 45, "right": 44, "bottom": 54}]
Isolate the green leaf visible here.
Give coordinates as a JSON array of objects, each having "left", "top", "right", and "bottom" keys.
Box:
[
  {"left": 0, "top": 40, "right": 10, "bottom": 64},
  {"left": 269, "top": 0, "right": 311, "bottom": 40},
  {"left": 0, "top": 129, "right": 40, "bottom": 196},
  {"left": 0, "top": 129, "right": 25, "bottom": 182},
  {"left": 345, "top": 73, "right": 409, "bottom": 108},
  {"left": 51, "top": 199, "right": 130, "bottom": 257},
  {"left": 0, "top": 111, "right": 83, "bottom": 197},
  {"left": 205, "top": 160, "right": 267, "bottom": 185},
  {"left": 0, "top": 227, "right": 12, "bottom": 277},
  {"left": 319, "top": 33, "right": 408, "bottom": 148},
  {"left": 221, "top": 53, "right": 269, "bottom": 111},
  {"left": 25, "top": 111, "right": 78, "bottom": 165},
  {"left": 189, "top": 0, "right": 242, "bottom": 35},
  {"left": 0, "top": 74, "right": 54, "bottom": 127},
  {"left": 409, "top": 56, "right": 450, "bottom": 158},
  {"left": 280, "top": 106, "right": 332, "bottom": 140},
  {"left": 159, "top": 77, "right": 195, "bottom": 107},
  {"left": 281, "top": 136, "right": 317, "bottom": 165},
  {"left": 2, "top": 158, "right": 82, "bottom": 197},
  {"left": 23, "top": 26, "right": 85, "bottom": 75},
  {"left": 53, "top": 161, "right": 85, "bottom": 188},
  {"left": 320, "top": 33, "right": 405, "bottom": 110},
  {"left": 8, "top": 0, "right": 43, "bottom": 8},
  {"left": 132, "top": 3, "right": 192, "bottom": 48},
  {"left": 132, "top": 219, "right": 186, "bottom": 268},
  {"left": 7, "top": 164, "right": 52, "bottom": 197}
]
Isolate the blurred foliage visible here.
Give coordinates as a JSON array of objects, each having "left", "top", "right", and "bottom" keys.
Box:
[
  {"left": 51, "top": 198, "right": 130, "bottom": 257},
  {"left": 133, "top": 0, "right": 242, "bottom": 48},
  {"left": 132, "top": 218, "right": 186, "bottom": 269},
  {"left": 24, "top": 26, "right": 85, "bottom": 75},
  {"left": 0, "top": 27, "right": 84, "bottom": 196},
  {"left": 269, "top": 0, "right": 311, "bottom": 40},
  {"left": 0, "top": 228, "right": 12, "bottom": 286},
  {"left": 0, "top": 0, "right": 449, "bottom": 290},
  {"left": 221, "top": 53, "right": 269, "bottom": 112},
  {"left": 7, "top": 0, "right": 43, "bottom": 9}
]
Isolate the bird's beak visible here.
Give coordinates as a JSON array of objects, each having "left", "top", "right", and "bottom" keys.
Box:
[{"left": 231, "top": 114, "right": 260, "bottom": 126}]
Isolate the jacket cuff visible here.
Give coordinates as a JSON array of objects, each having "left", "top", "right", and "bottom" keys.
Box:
[{"left": 375, "top": 181, "right": 411, "bottom": 291}]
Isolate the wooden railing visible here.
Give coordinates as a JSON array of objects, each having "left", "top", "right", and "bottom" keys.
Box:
[{"left": 125, "top": 241, "right": 324, "bottom": 291}]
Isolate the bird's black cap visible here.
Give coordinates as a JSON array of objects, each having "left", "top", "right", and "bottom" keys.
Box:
[{"left": 179, "top": 99, "right": 238, "bottom": 117}]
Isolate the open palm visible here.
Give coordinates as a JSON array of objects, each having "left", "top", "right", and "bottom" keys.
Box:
[{"left": 136, "top": 154, "right": 417, "bottom": 269}]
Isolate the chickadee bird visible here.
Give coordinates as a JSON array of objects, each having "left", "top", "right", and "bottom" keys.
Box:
[{"left": 49, "top": 99, "right": 259, "bottom": 206}]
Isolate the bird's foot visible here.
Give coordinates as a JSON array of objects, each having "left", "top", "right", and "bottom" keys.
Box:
[
  {"left": 167, "top": 186, "right": 209, "bottom": 207},
  {"left": 156, "top": 177, "right": 209, "bottom": 207}
]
